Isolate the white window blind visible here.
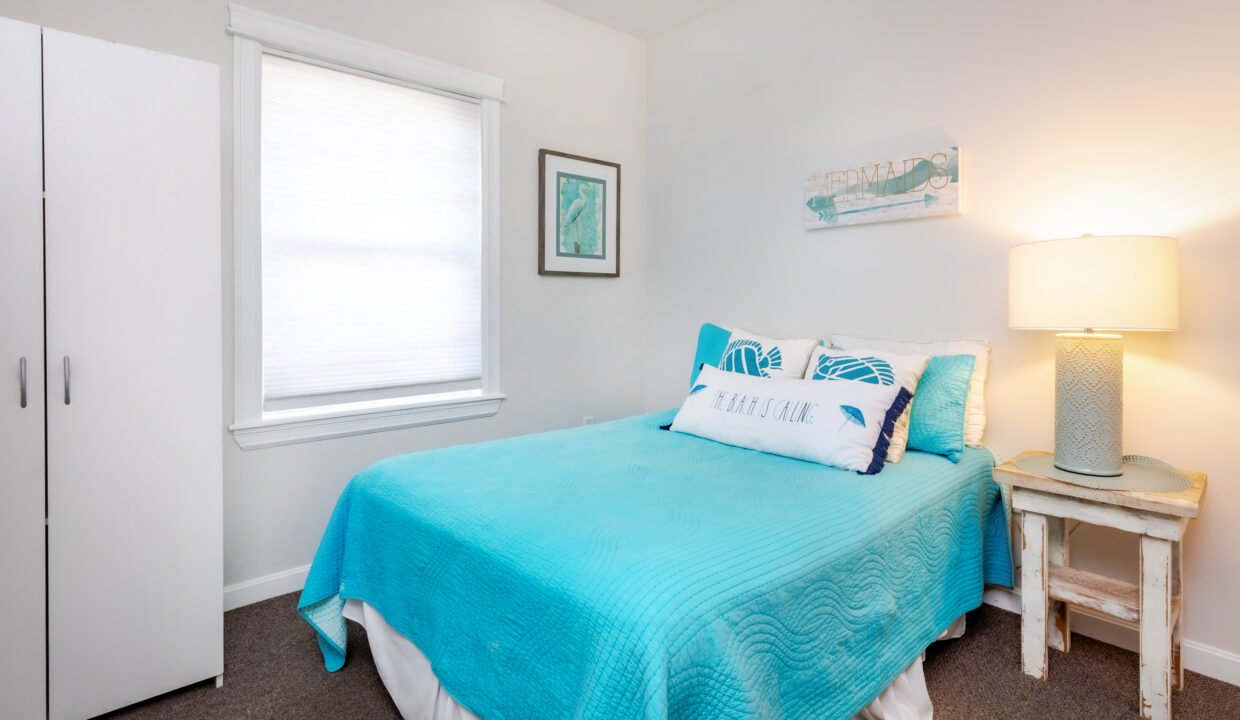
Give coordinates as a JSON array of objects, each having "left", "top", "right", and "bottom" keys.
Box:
[{"left": 260, "top": 54, "right": 483, "bottom": 407}]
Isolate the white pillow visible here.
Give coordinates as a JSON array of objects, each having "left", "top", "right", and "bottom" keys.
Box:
[
  {"left": 829, "top": 334, "right": 990, "bottom": 447},
  {"left": 671, "top": 364, "right": 909, "bottom": 474},
  {"left": 804, "top": 347, "right": 929, "bottom": 463},
  {"left": 718, "top": 328, "right": 818, "bottom": 380}
]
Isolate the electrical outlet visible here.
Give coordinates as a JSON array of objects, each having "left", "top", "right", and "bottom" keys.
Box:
[{"left": 582, "top": 415, "right": 595, "bottom": 426}]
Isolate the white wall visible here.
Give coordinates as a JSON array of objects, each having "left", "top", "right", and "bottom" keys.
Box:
[
  {"left": 0, "top": 0, "right": 647, "bottom": 595},
  {"left": 646, "top": 0, "right": 1240, "bottom": 671}
]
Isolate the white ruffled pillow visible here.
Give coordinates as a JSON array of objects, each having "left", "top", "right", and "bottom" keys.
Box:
[
  {"left": 804, "top": 347, "right": 929, "bottom": 463},
  {"left": 830, "top": 334, "right": 990, "bottom": 447},
  {"left": 670, "top": 365, "right": 910, "bottom": 474}
]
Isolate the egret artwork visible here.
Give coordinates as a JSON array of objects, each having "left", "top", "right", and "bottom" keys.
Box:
[
  {"left": 538, "top": 149, "right": 620, "bottom": 276},
  {"left": 556, "top": 172, "right": 606, "bottom": 258}
]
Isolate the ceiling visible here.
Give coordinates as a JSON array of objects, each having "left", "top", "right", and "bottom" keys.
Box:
[{"left": 541, "top": 0, "right": 733, "bottom": 39}]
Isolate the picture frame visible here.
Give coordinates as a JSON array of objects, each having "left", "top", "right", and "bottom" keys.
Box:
[{"left": 538, "top": 149, "right": 620, "bottom": 277}]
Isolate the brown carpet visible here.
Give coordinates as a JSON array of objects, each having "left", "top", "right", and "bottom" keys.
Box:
[{"left": 102, "top": 594, "right": 1240, "bottom": 719}]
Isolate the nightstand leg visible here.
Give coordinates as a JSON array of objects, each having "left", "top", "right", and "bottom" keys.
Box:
[
  {"left": 1140, "top": 535, "right": 1173, "bottom": 720},
  {"left": 1021, "top": 511, "right": 1049, "bottom": 680},
  {"left": 1174, "top": 540, "right": 1184, "bottom": 692},
  {"left": 1173, "top": 622, "right": 1184, "bottom": 692},
  {"left": 1047, "top": 517, "right": 1070, "bottom": 653}
]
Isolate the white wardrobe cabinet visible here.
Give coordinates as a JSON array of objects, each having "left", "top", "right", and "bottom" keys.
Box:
[{"left": 1, "top": 17, "right": 223, "bottom": 720}]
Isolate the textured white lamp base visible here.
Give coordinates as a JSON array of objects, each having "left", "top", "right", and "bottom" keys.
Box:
[{"left": 1055, "top": 333, "right": 1124, "bottom": 476}]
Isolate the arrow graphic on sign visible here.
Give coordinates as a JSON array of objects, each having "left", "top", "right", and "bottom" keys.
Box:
[{"left": 835, "top": 193, "right": 938, "bottom": 218}]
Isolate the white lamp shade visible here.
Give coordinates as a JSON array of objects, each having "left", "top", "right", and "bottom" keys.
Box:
[{"left": 1008, "top": 235, "right": 1179, "bottom": 331}]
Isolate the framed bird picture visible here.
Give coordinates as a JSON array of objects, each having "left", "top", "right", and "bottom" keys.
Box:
[{"left": 538, "top": 149, "right": 620, "bottom": 276}]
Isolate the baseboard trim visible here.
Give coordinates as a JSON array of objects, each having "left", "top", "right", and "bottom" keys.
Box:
[
  {"left": 1183, "top": 637, "right": 1240, "bottom": 689},
  {"left": 984, "top": 586, "right": 1240, "bottom": 688},
  {"left": 224, "top": 564, "right": 310, "bottom": 611}
]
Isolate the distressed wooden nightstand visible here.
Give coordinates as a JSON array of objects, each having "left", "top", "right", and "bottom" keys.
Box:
[{"left": 993, "top": 451, "right": 1206, "bottom": 720}]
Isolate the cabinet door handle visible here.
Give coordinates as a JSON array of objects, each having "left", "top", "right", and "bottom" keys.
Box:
[
  {"left": 63, "top": 355, "right": 71, "bottom": 406},
  {"left": 19, "top": 357, "right": 27, "bottom": 408}
]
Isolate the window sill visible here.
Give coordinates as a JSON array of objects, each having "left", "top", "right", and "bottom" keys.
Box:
[{"left": 230, "top": 391, "right": 505, "bottom": 450}]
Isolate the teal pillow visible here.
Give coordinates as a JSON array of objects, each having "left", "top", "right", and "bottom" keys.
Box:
[
  {"left": 907, "top": 354, "right": 976, "bottom": 462},
  {"left": 688, "top": 323, "right": 732, "bottom": 386}
]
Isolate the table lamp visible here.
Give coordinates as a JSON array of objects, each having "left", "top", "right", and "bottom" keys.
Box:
[{"left": 1009, "top": 235, "right": 1178, "bottom": 482}]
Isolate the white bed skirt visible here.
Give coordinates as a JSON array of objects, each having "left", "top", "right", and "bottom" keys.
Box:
[{"left": 343, "top": 600, "right": 963, "bottom": 720}]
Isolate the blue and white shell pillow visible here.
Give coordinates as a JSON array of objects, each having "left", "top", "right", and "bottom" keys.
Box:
[
  {"left": 717, "top": 328, "right": 817, "bottom": 380},
  {"left": 671, "top": 365, "right": 909, "bottom": 474},
  {"left": 804, "top": 347, "right": 930, "bottom": 463},
  {"left": 830, "top": 334, "right": 990, "bottom": 447}
]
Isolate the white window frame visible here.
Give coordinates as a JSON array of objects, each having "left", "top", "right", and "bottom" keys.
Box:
[{"left": 227, "top": 5, "right": 504, "bottom": 450}]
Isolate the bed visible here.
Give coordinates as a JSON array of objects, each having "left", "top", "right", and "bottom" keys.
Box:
[{"left": 300, "top": 410, "right": 1013, "bottom": 719}]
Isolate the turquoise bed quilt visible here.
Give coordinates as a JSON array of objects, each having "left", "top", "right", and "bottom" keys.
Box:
[{"left": 300, "top": 410, "right": 1012, "bottom": 720}]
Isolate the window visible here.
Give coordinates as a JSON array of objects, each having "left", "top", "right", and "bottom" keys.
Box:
[
  {"left": 260, "top": 55, "right": 484, "bottom": 409},
  {"left": 228, "top": 6, "right": 504, "bottom": 449}
]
